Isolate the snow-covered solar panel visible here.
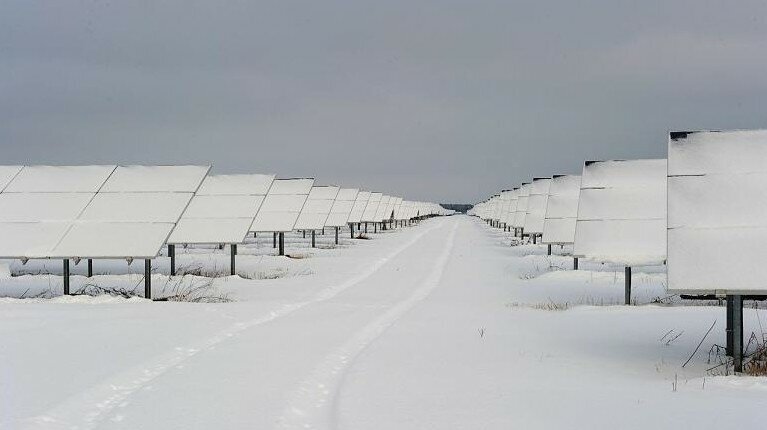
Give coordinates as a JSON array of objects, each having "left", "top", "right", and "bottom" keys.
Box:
[
  {"left": 667, "top": 130, "right": 767, "bottom": 293},
  {"left": 3, "top": 165, "right": 116, "bottom": 193},
  {"left": 573, "top": 159, "right": 666, "bottom": 266},
  {"left": 386, "top": 197, "right": 401, "bottom": 221},
  {"left": 524, "top": 178, "right": 551, "bottom": 234},
  {"left": 294, "top": 186, "right": 341, "bottom": 230},
  {"left": 51, "top": 165, "right": 210, "bottom": 259},
  {"left": 0, "top": 166, "right": 23, "bottom": 191},
  {"left": 0, "top": 165, "right": 117, "bottom": 259},
  {"left": 98, "top": 165, "right": 209, "bottom": 193},
  {"left": 325, "top": 188, "right": 359, "bottom": 227},
  {"left": 361, "top": 193, "right": 383, "bottom": 222},
  {"left": 512, "top": 183, "right": 531, "bottom": 228},
  {"left": 348, "top": 191, "right": 371, "bottom": 224},
  {"left": 251, "top": 178, "right": 315, "bottom": 232},
  {"left": 373, "top": 195, "right": 392, "bottom": 221},
  {"left": 168, "top": 174, "right": 275, "bottom": 244},
  {"left": 394, "top": 199, "right": 411, "bottom": 220},
  {"left": 542, "top": 175, "right": 581, "bottom": 244}
]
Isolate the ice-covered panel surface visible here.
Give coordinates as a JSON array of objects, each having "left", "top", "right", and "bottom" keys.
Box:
[
  {"left": 542, "top": 219, "right": 578, "bottom": 244},
  {"left": 574, "top": 159, "right": 666, "bottom": 265},
  {"left": 251, "top": 195, "right": 311, "bottom": 232},
  {"left": 3, "top": 165, "right": 116, "bottom": 193},
  {"left": 360, "top": 193, "right": 382, "bottom": 222},
  {"left": 52, "top": 222, "right": 175, "bottom": 259},
  {"left": 99, "top": 165, "right": 209, "bottom": 192},
  {"left": 374, "top": 196, "right": 392, "bottom": 221},
  {"left": 348, "top": 191, "right": 371, "bottom": 223},
  {"left": 180, "top": 195, "right": 265, "bottom": 219},
  {"left": 668, "top": 129, "right": 767, "bottom": 293}
]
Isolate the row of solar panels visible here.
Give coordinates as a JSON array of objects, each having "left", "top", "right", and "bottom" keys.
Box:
[
  {"left": 470, "top": 129, "right": 767, "bottom": 295},
  {"left": 0, "top": 165, "right": 451, "bottom": 261}
]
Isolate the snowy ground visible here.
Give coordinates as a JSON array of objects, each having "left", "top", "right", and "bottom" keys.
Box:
[{"left": 0, "top": 216, "right": 765, "bottom": 430}]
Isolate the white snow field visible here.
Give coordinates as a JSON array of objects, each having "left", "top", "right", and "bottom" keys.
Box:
[{"left": 1, "top": 216, "right": 765, "bottom": 430}]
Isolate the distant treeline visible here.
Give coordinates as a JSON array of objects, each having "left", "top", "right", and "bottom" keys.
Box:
[{"left": 441, "top": 203, "right": 473, "bottom": 213}]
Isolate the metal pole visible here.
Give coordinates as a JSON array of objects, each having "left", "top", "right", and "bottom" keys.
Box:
[
  {"left": 365, "top": 222, "right": 368, "bottom": 233},
  {"left": 303, "top": 230, "right": 306, "bottom": 239},
  {"left": 350, "top": 223, "right": 354, "bottom": 239},
  {"left": 168, "top": 244, "right": 176, "bottom": 276},
  {"left": 144, "top": 259, "right": 152, "bottom": 300},
  {"left": 63, "top": 259, "right": 70, "bottom": 295},
  {"left": 374, "top": 223, "right": 377, "bottom": 233},
  {"left": 573, "top": 257, "right": 578, "bottom": 270},
  {"left": 335, "top": 227, "right": 339, "bottom": 245},
  {"left": 279, "top": 232, "right": 285, "bottom": 256},
  {"left": 726, "top": 295, "right": 734, "bottom": 356},
  {"left": 273, "top": 232, "right": 277, "bottom": 248},
  {"left": 547, "top": 244, "right": 551, "bottom": 255},
  {"left": 624, "top": 266, "right": 632, "bottom": 305},
  {"left": 87, "top": 258, "right": 93, "bottom": 277},
  {"left": 230, "top": 244, "right": 237, "bottom": 276},
  {"left": 733, "top": 295, "right": 744, "bottom": 372},
  {"left": 311, "top": 230, "right": 316, "bottom": 248}
]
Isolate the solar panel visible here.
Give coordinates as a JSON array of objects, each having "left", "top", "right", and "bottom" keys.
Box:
[
  {"left": 512, "top": 183, "right": 531, "bottom": 228},
  {"left": 573, "top": 159, "right": 666, "bottom": 265},
  {"left": 294, "top": 186, "right": 341, "bottom": 230},
  {"left": 374, "top": 195, "right": 392, "bottom": 221},
  {"left": 348, "top": 191, "right": 371, "bottom": 224},
  {"left": 668, "top": 130, "right": 767, "bottom": 293},
  {"left": 542, "top": 175, "right": 581, "bottom": 244},
  {"left": 325, "top": 188, "right": 359, "bottom": 227},
  {"left": 52, "top": 165, "right": 211, "bottom": 259},
  {"left": 390, "top": 197, "right": 403, "bottom": 220},
  {"left": 0, "top": 165, "right": 117, "bottom": 259},
  {"left": 361, "top": 193, "right": 383, "bottom": 222},
  {"left": 0, "top": 166, "right": 23, "bottom": 191},
  {"left": 250, "top": 178, "right": 315, "bottom": 232},
  {"left": 168, "top": 174, "right": 275, "bottom": 244},
  {"left": 3, "top": 165, "right": 116, "bottom": 193},
  {"left": 524, "top": 178, "right": 552, "bottom": 234}
]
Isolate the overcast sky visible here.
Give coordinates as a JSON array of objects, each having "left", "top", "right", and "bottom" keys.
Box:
[{"left": 2, "top": 1, "right": 766, "bottom": 203}]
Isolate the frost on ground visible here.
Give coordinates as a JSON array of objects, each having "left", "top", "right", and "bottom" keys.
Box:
[{"left": 0, "top": 217, "right": 764, "bottom": 430}]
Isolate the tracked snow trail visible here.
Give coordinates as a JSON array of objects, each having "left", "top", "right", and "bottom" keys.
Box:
[{"left": 18, "top": 221, "right": 445, "bottom": 430}]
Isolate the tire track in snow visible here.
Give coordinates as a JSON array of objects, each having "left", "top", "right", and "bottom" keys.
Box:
[
  {"left": 276, "top": 222, "right": 458, "bottom": 430},
  {"left": 20, "top": 221, "right": 445, "bottom": 430}
]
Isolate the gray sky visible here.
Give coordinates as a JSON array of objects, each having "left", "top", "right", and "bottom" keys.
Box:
[{"left": 2, "top": 1, "right": 766, "bottom": 203}]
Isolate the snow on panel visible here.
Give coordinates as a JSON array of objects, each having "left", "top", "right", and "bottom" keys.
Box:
[
  {"left": 668, "top": 129, "right": 767, "bottom": 293},
  {"left": 374, "top": 196, "right": 392, "bottom": 221},
  {"left": 3, "top": 165, "right": 116, "bottom": 193},
  {"left": 196, "top": 174, "right": 275, "bottom": 195},
  {"left": 177, "top": 195, "right": 265, "bottom": 220},
  {"left": 573, "top": 159, "right": 666, "bottom": 266},
  {"left": 325, "top": 188, "right": 359, "bottom": 227},
  {"left": 524, "top": 178, "right": 551, "bottom": 234},
  {"left": 0, "top": 193, "right": 94, "bottom": 222},
  {"left": 361, "top": 193, "right": 383, "bottom": 222},
  {"left": 265, "top": 178, "right": 314, "bottom": 195},
  {"left": 0, "top": 166, "right": 23, "bottom": 191},
  {"left": 348, "top": 191, "right": 371, "bottom": 224},
  {"left": 51, "top": 222, "right": 175, "bottom": 259},
  {"left": 542, "top": 175, "right": 581, "bottom": 244},
  {"left": 0, "top": 222, "right": 73, "bottom": 259},
  {"left": 512, "top": 184, "right": 531, "bottom": 228},
  {"left": 99, "top": 165, "right": 210, "bottom": 192},
  {"left": 168, "top": 218, "right": 255, "bottom": 245},
  {"left": 250, "top": 179, "right": 315, "bottom": 232},
  {"left": 78, "top": 193, "right": 192, "bottom": 223},
  {"left": 294, "top": 186, "right": 340, "bottom": 230}
]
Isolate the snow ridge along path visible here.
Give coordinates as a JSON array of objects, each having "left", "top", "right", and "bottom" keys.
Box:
[
  {"left": 21, "top": 221, "right": 443, "bottom": 430},
  {"left": 277, "top": 221, "right": 458, "bottom": 430}
]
